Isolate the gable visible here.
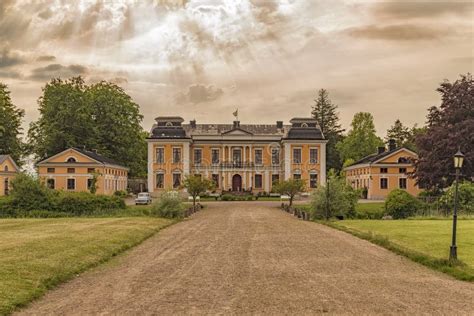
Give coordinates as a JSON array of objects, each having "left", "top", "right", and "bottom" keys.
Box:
[
  {"left": 221, "top": 128, "right": 253, "bottom": 136},
  {"left": 0, "top": 157, "right": 19, "bottom": 172},
  {"left": 375, "top": 148, "right": 418, "bottom": 164},
  {"left": 41, "top": 149, "right": 101, "bottom": 164}
]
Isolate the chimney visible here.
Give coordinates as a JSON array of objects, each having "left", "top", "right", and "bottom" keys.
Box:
[
  {"left": 190, "top": 119, "right": 196, "bottom": 128},
  {"left": 276, "top": 121, "right": 283, "bottom": 129},
  {"left": 233, "top": 120, "right": 240, "bottom": 128},
  {"left": 388, "top": 139, "right": 397, "bottom": 151},
  {"left": 377, "top": 146, "right": 385, "bottom": 154}
]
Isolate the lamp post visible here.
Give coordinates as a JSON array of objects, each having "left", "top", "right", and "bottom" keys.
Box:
[{"left": 449, "top": 148, "right": 465, "bottom": 261}]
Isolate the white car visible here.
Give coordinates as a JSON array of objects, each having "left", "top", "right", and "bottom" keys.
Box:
[{"left": 135, "top": 192, "right": 152, "bottom": 205}]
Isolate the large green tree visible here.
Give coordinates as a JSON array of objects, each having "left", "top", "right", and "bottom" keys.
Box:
[
  {"left": 336, "top": 112, "right": 383, "bottom": 164},
  {"left": 28, "top": 77, "right": 147, "bottom": 177},
  {"left": 0, "top": 83, "right": 24, "bottom": 164},
  {"left": 385, "top": 119, "right": 424, "bottom": 151},
  {"left": 415, "top": 74, "right": 473, "bottom": 190},
  {"left": 311, "top": 89, "right": 344, "bottom": 171}
]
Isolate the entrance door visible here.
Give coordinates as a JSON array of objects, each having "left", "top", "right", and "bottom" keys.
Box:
[{"left": 232, "top": 174, "right": 242, "bottom": 191}]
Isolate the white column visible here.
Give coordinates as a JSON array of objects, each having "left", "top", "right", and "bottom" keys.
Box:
[
  {"left": 264, "top": 170, "right": 270, "bottom": 192},
  {"left": 147, "top": 141, "right": 154, "bottom": 192},
  {"left": 320, "top": 142, "right": 327, "bottom": 185},
  {"left": 183, "top": 142, "right": 190, "bottom": 176},
  {"left": 284, "top": 143, "right": 291, "bottom": 180},
  {"left": 228, "top": 146, "right": 231, "bottom": 161},
  {"left": 242, "top": 171, "right": 246, "bottom": 189}
]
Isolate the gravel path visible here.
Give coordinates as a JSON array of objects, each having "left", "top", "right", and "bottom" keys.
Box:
[{"left": 19, "top": 202, "right": 474, "bottom": 315}]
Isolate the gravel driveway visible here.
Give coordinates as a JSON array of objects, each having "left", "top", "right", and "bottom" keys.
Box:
[{"left": 19, "top": 202, "right": 474, "bottom": 315}]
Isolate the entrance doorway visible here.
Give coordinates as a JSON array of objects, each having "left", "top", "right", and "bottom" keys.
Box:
[{"left": 232, "top": 174, "right": 242, "bottom": 191}]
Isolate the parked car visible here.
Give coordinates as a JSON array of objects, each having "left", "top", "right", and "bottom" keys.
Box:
[{"left": 135, "top": 192, "right": 152, "bottom": 205}]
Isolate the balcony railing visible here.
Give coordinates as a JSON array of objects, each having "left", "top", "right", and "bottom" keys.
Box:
[{"left": 220, "top": 161, "right": 255, "bottom": 168}]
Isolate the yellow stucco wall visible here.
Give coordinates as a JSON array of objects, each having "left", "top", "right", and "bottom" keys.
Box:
[
  {"left": 38, "top": 149, "right": 128, "bottom": 195},
  {"left": 345, "top": 149, "right": 421, "bottom": 200},
  {"left": 0, "top": 158, "right": 19, "bottom": 196}
]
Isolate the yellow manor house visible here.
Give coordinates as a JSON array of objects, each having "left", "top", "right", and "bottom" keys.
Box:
[
  {"left": 37, "top": 148, "right": 128, "bottom": 195},
  {"left": 0, "top": 155, "right": 20, "bottom": 196},
  {"left": 344, "top": 140, "right": 421, "bottom": 200},
  {"left": 146, "top": 116, "right": 327, "bottom": 195}
]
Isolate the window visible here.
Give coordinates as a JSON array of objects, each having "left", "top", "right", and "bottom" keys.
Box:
[
  {"left": 194, "top": 149, "right": 202, "bottom": 165},
  {"left": 310, "top": 173, "right": 318, "bottom": 188},
  {"left": 156, "top": 148, "right": 164, "bottom": 163},
  {"left": 211, "top": 149, "right": 220, "bottom": 164},
  {"left": 271, "top": 148, "right": 279, "bottom": 165},
  {"left": 309, "top": 148, "right": 318, "bottom": 164},
  {"left": 271, "top": 174, "right": 279, "bottom": 184},
  {"left": 212, "top": 174, "right": 219, "bottom": 188},
  {"left": 173, "top": 173, "right": 181, "bottom": 188},
  {"left": 380, "top": 168, "right": 388, "bottom": 173},
  {"left": 87, "top": 168, "right": 95, "bottom": 173},
  {"left": 4, "top": 178, "right": 9, "bottom": 195},
  {"left": 67, "top": 168, "right": 75, "bottom": 173},
  {"left": 380, "top": 178, "right": 388, "bottom": 189},
  {"left": 233, "top": 149, "right": 242, "bottom": 163},
  {"left": 293, "top": 173, "right": 301, "bottom": 180},
  {"left": 67, "top": 178, "right": 75, "bottom": 190},
  {"left": 399, "top": 178, "right": 407, "bottom": 189},
  {"left": 293, "top": 148, "right": 302, "bottom": 164},
  {"left": 47, "top": 167, "right": 55, "bottom": 173},
  {"left": 87, "top": 179, "right": 93, "bottom": 190},
  {"left": 254, "top": 174, "right": 262, "bottom": 188},
  {"left": 173, "top": 148, "right": 181, "bottom": 163},
  {"left": 399, "top": 168, "right": 407, "bottom": 174},
  {"left": 4, "top": 166, "right": 8, "bottom": 172},
  {"left": 398, "top": 157, "right": 408, "bottom": 163},
  {"left": 254, "top": 149, "right": 263, "bottom": 165},
  {"left": 66, "top": 157, "right": 77, "bottom": 163},
  {"left": 46, "top": 178, "right": 55, "bottom": 189},
  {"left": 156, "top": 173, "right": 164, "bottom": 188}
]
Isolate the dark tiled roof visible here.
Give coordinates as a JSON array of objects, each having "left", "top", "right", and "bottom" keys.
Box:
[
  {"left": 183, "top": 124, "right": 288, "bottom": 136},
  {"left": 71, "top": 148, "right": 124, "bottom": 166},
  {"left": 284, "top": 128, "right": 324, "bottom": 140},
  {"left": 349, "top": 147, "right": 414, "bottom": 166},
  {"left": 150, "top": 127, "right": 189, "bottom": 139}
]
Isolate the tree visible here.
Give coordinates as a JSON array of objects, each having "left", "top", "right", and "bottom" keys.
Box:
[
  {"left": 386, "top": 119, "right": 410, "bottom": 148},
  {"left": 311, "top": 171, "right": 358, "bottom": 220},
  {"left": 336, "top": 112, "right": 384, "bottom": 164},
  {"left": 183, "top": 175, "right": 214, "bottom": 209},
  {"left": 28, "top": 77, "right": 147, "bottom": 177},
  {"left": 311, "top": 89, "right": 344, "bottom": 171},
  {"left": 273, "top": 179, "right": 306, "bottom": 207},
  {"left": 0, "top": 83, "right": 25, "bottom": 164},
  {"left": 415, "top": 74, "right": 474, "bottom": 190},
  {"left": 89, "top": 172, "right": 100, "bottom": 194}
]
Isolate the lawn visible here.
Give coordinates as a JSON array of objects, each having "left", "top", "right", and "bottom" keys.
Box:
[
  {"left": 0, "top": 217, "right": 172, "bottom": 315},
  {"left": 354, "top": 202, "right": 385, "bottom": 218},
  {"left": 332, "top": 219, "right": 474, "bottom": 280}
]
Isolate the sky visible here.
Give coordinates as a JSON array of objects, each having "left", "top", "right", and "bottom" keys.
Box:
[{"left": 1, "top": 0, "right": 473, "bottom": 136}]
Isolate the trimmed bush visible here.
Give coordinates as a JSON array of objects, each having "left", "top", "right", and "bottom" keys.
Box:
[
  {"left": 53, "top": 192, "right": 125, "bottom": 216},
  {"left": 439, "top": 181, "right": 474, "bottom": 214},
  {"left": 9, "top": 173, "right": 55, "bottom": 211},
  {"left": 385, "top": 189, "right": 421, "bottom": 219},
  {"left": 151, "top": 192, "right": 186, "bottom": 218}
]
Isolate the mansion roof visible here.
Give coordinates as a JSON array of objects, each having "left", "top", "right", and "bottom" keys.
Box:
[{"left": 148, "top": 116, "right": 325, "bottom": 141}]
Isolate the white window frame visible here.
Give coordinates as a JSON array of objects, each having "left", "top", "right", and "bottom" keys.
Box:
[
  {"left": 211, "top": 148, "right": 220, "bottom": 165},
  {"left": 156, "top": 173, "right": 164, "bottom": 189},
  {"left": 156, "top": 147, "right": 165, "bottom": 164},
  {"left": 309, "top": 147, "right": 318, "bottom": 164},
  {"left": 293, "top": 147, "right": 302, "bottom": 164},
  {"left": 254, "top": 148, "right": 263, "bottom": 165},
  {"left": 194, "top": 148, "right": 202, "bottom": 165},
  {"left": 172, "top": 147, "right": 182, "bottom": 164}
]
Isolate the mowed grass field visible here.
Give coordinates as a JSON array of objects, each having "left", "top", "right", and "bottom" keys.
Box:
[
  {"left": 0, "top": 217, "right": 172, "bottom": 315},
  {"left": 333, "top": 220, "right": 474, "bottom": 280}
]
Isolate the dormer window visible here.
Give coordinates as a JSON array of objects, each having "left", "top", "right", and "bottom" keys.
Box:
[
  {"left": 398, "top": 157, "right": 408, "bottom": 163},
  {"left": 66, "top": 157, "right": 77, "bottom": 163},
  {"left": 165, "top": 122, "right": 173, "bottom": 127},
  {"left": 301, "top": 123, "right": 308, "bottom": 128},
  {"left": 4, "top": 166, "right": 8, "bottom": 172}
]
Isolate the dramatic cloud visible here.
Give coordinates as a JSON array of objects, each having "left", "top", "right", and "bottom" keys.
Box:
[
  {"left": 372, "top": 2, "right": 474, "bottom": 20},
  {"left": 28, "top": 64, "right": 89, "bottom": 81},
  {"left": 176, "top": 84, "right": 224, "bottom": 104},
  {"left": 0, "top": 48, "right": 24, "bottom": 68},
  {"left": 346, "top": 24, "right": 448, "bottom": 41}
]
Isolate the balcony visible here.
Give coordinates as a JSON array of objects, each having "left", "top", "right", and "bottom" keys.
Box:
[{"left": 220, "top": 161, "right": 255, "bottom": 168}]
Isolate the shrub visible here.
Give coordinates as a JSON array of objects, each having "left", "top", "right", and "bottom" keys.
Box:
[
  {"left": 311, "top": 171, "right": 358, "bottom": 220},
  {"left": 114, "top": 190, "right": 128, "bottom": 198},
  {"left": 9, "top": 174, "right": 54, "bottom": 211},
  {"left": 439, "top": 181, "right": 474, "bottom": 214},
  {"left": 221, "top": 194, "right": 235, "bottom": 201},
  {"left": 54, "top": 192, "right": 126, "bottom": 216},
  {"left": 385, "top": 189, "right": 421, "bottom": 219},
  {"left": 151, "top": 192, "right": 186, "bottom": 218},
  {"left": 0, "top": 196, "right": 15, "bottom": 217}
]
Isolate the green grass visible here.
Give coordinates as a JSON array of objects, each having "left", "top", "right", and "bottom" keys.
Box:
[
  {"left": 0, "top": 217, "right": 173, "bottom": 315},
  {"left": 328, "top": 219, "right": 474, "bottom": 281},
  {"left": 354, "top": 202, "right": 385, "bottom": 219}
]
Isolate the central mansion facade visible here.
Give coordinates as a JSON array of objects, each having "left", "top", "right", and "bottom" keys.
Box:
[{"left": 146, "top": 116, "right": 327, "bottom": 195}]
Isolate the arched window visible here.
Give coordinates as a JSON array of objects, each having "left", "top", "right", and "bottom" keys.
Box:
[
  {"left": 165, "top": 122, "right": 173, "bottom": 127},
  {"left": 4, "top": 166, "right": 8, "bottom": 172},
  {"left": 301, "top": 123, "right": 308, "bottom": 128},
  {"left": 398, "top": 157, "right": 408, "bottom": 163},
  {"left": 67, "top": 157, "right": 77, "bottom": 163}
]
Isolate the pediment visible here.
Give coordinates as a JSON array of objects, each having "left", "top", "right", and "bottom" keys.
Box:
[{"left": 222, "top": 128, "right": 253, "bottom": 136}]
